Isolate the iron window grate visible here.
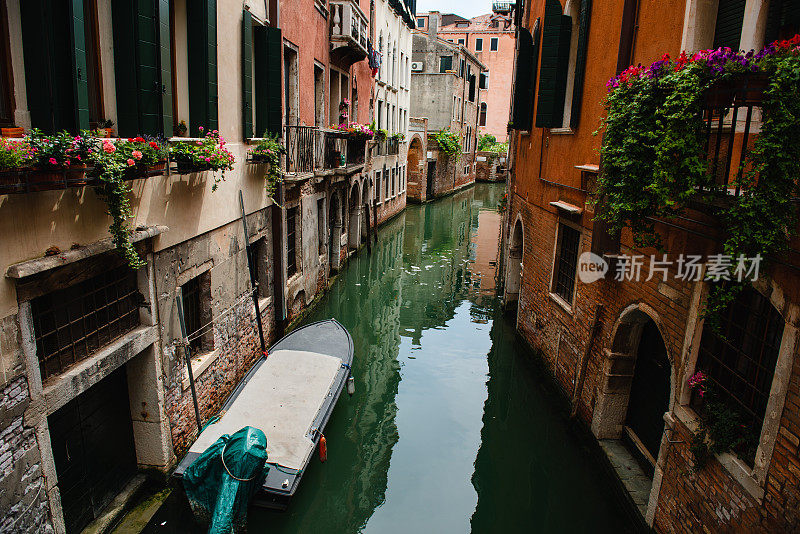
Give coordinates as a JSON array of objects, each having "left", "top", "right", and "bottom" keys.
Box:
[
  {"left": 32, "top": 266, "right": 140, "bottom": 380},
  {"left": 553, "top": 223, "right": 580, "bottom": 303},
  {"left": 694, "top": 287, "right": 784, "bottom": 436}
]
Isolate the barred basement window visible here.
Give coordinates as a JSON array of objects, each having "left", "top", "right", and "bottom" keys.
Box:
[
  {"left": 551, "top": 223, "right": 580, "bottom": 304},
  {"left": 287, "top": 206, "right": 298, "bottom": 277},
  {"left": 181, "top": 272, "right": 213, "bottom": 354},
  {"left": 692, "top": 286, "right": 785, "bottom": 463},
  {"left": 32, "top": 266, "right": 141, "bottom": 380}
]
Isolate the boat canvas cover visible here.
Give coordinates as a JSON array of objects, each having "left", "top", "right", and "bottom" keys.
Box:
[
  {"left": 190, "top": 349, "right": 343, "bottom": 471},
  {"left": 183, "top": 426, "right": 268, "bottom": 533}
]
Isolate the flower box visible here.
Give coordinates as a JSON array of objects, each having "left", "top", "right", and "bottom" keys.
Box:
[
  {"left": 173, "top": 159, "right": 214, "bottom": 175},
  {"left": 0, "top": 165, "right": 89, "bottom": 193}
]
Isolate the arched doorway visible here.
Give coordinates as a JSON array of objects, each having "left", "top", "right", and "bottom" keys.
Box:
[
  {"left": 505, "top": 219, "right": 523, "bottom": 316},
  {"left": 348, "top": 181, "right": 360, "bottom": 249},
  {"left": 592, "top": 306, "right": 671, "bottom": 477},
  {"left": 329, "top": 191, "right": 342, "bottom": 271},
  {"left": 407, "top": 136, "right": 423, "bottom": 197},
  {"left": 625, "top": 319, "right": 671, "bottom": 472}
]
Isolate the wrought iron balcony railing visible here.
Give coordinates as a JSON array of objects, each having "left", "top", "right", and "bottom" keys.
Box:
[
  {"left": 702, "top": 73, "right": 767, "bottom": 196},
  {"left": 285, "top": 125, "right": 366, "bottom": 174}
]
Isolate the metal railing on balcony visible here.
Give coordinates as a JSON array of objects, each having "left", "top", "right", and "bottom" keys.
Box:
[
  {"left": 285, "top": 125, "right": 317, "bottom": 174},
  {"left": 285, "top": 126, "right": 365, "bottom": 174},
  {"left": 702, "top": 73, "right": 767, "bottom": 196},
  {"left": 492, "top": 2, "right": 513, "bottom": 13},
  {"left": 330, "top": 0, "right": 368, "bottom": 57},
  {"left": 387, "top": 137, "right": 400, "bottom": 155}
]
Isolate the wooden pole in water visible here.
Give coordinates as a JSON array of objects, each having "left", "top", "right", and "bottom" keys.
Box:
[
  {"left": 176, "top": 293, "right": 203, "bottom": 434},
  {"left": 239, "top": 190, "right": 268, "bottom": 357},
  {"left": 364, "top": 203, "right": 372, "bottom": 254}
]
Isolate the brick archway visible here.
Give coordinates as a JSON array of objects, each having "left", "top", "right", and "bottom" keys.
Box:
[{"left": 407, "top": 135, "right": 424, "bottom": 200}]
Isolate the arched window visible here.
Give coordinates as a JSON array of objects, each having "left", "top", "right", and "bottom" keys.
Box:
[{"left": 479, "top": 103, "right": 487, "bottom": 126}]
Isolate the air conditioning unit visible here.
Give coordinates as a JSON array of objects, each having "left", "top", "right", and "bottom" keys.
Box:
[{"left": 411, "top": 61, "right": 424, "bottom": 72}]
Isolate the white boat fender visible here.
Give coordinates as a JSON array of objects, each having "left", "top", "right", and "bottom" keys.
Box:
[{"left": 347, "top": 376, "right": 356, "bottom": 396}]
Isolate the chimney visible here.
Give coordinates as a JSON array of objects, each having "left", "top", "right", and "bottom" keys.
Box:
[{"left": 428, "top": 11, "right": 439, "bottom": 38}]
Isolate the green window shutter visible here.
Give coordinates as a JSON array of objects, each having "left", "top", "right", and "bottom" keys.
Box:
[
  {"left": 713, "top": 0, "right": 746, "bottom": 50},
  {"left": 112, "top": 0, "right": 170, "bottom": 137},
  {"left": 253, "top": 26, "right": 272, "bottom": 137},
  {"left": 439, "top": 55, "right": 452, "bottom": 73},
  {"left": 70, "top": 0, "right": 90, "bottom": 131},
  {"left": 511, "top": 20, "right": 539, "bottom": 131},
  {"left": 158, "top": 0, "right": 173, "bottom": 137},
  {"left": 21, "top": 0, "right": 88, "bottom": 133},
  {"left": 262, "top": 27, "right": 282, "bottom": 137},
  {"left": 112, "top": 0, "right": 138, "bottom": 137},
  {"left": 188, "top": 0, "right": 218, "bottom": 137},
  {"left": 242, "top": 10, "right": 253, "bottom": 139},
  {"left": 569, "top": 0, "right": 591, "bottom": 129},
  {"left": 535, "top": 0, "right": 571, "bottom": 129}
]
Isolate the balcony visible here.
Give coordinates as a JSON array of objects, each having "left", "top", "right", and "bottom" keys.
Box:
[
  {"left": 330, "top": 0, "right": 369, "bottom": 67},
  {"left": 285, "top": 126, "right": 366, "bottom": 177},
  {"left": 701, "top": 73, "right": 767, "bottom": 196},
  {"left": 492, "top": 2, "right": 513, "bottom": 13}
]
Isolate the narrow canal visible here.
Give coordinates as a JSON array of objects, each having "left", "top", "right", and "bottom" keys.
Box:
[{"left": 149, "top": 183, "right": 637, "bottom": 533}]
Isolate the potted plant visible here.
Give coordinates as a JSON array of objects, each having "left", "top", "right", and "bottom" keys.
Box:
[
  {"left": 25, "top": 129, "right": 96, "bottom": 189},
  {"left": 169, "top": 127, "right": 235, "bottom": 190},
  {"left": 94, "top": 119, "right": 115, "bottom": 138},
  {"left": 114, "top": 136, "right": 169, "bottom": 179},
  {"left": 247, "top": 134, "right": 285, "bottom": 198},
  {"left": 174, "top": 120, "right": 188, "bottom": 137},
  {"left": 0, "top": 137, "right": 33, "bottom": 190}
]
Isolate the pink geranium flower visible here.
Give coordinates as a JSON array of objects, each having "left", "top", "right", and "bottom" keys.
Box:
[
  {"left": 126, "top": 159, "right": 135, "bottom": 166},
  {"left": 132, "top": 150, "right": 143, "bottom": 160},
  {"left": 49, "top": 157, "right": 58, "bottom": 165},
  {"left": 103, "top": 141, "right": 115, "bottom": 154}
]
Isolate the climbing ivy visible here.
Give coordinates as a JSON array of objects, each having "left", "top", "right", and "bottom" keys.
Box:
[
  {"left": 434, "top": 128, "right": 461, "bottom": 161},
  {"left": 596, "top": 39, "right": 800, "bottom": 317}
]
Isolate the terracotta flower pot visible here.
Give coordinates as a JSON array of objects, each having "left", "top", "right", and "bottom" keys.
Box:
[{"left": 1, "top": 127, "right": 24, "bottom": 138}]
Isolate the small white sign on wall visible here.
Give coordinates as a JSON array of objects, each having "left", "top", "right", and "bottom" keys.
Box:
[
  {"left": 477, "top": 156, "right": 487, "bottom": 161},
  {"left": 427, "top": 151, "right": 433, "bottom": 158}
]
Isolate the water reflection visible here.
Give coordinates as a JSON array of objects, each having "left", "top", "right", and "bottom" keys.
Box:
[{"left": 148, "top": 184, "right": 634, "bottom": 533}]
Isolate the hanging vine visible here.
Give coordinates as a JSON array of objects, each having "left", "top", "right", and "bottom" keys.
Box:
[
  {"left": 596, "top": 38, "right": 800, "bottom": 317},
  {"left": 434, "top": 128, "right": 462, "bottom": 161}
]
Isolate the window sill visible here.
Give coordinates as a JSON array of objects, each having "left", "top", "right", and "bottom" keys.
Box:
[
  {"left": 550, "top": 127, "right": 574, "bottom": 135},
  {"left": 548, "top": 292, "right": 574, "bottom": 315},
  {"left": 672, "top": 404, "right": 765, "bottom": 501},
  {"left": 182, "top": 348, "right": 219, "bottom": 390}
]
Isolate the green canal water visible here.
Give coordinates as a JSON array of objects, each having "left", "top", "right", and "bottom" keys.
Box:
[{"left": 148, "top": 183, "right": 637, "bottom": 533}]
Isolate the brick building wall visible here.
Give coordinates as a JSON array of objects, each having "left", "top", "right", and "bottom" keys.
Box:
[{"left": 503, "top": 0, "right": 800, "bottom": 530}]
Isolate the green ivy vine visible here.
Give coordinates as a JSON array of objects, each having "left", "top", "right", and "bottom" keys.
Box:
[
  {"left": 596, "top": 40, "right": 800, "bottom": 317},
  {"left": 434, "top": 128, "right": 461, "bottom": 161}
]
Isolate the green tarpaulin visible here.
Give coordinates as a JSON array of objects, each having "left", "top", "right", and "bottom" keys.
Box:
[{"left": 183, "top": 426, "right": 268, "bottom": 533}]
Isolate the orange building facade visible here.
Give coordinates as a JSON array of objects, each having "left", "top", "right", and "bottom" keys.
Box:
[
  {"left": 502, "top": 0, "right": 800, "bottom": 531},
  {"left": 436, "top": 11, "right": 516, "bottom": 142}
]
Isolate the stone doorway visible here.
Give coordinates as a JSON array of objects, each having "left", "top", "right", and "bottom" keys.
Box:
[{"left": 592, "top": 305, "right": 673, "bottom": 524}]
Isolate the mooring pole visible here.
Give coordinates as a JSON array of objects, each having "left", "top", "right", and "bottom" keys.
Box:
[
  {"left": 239, "top": 190, "right": 268, "bottom": 357},
  {"left": 372, "top": 196, "right": 378, "bottom": 244},
  {"left": 176, "top": 293, "right": 202, "bottom": 434},
  {"left": 364, "top": 203, "right": 372, "bottom": 254}
]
